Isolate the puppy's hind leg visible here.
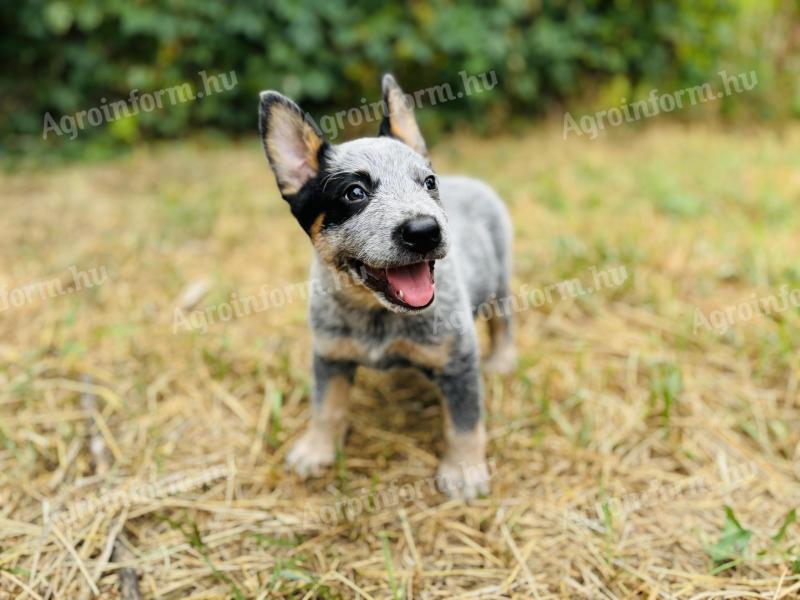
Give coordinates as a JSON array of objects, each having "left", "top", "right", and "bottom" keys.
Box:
[
  {"left": 483, "top": 194, "right": 517, "bottom": 375},
  {"left": 286, "top": 355, "right": 355, "bottom": 478},
  {"left": 484, "top": 292, "right": 518, "bottom": 375}
]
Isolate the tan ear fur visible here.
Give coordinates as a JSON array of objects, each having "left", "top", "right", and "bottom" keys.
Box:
[
  {"left": 380, "top": 74, "right": 428, "bottom": 157},
  {"left": 259, "top": 91, "right": 325, "bottom": 196}
]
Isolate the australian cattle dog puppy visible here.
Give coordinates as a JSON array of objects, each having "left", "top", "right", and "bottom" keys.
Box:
[{"left": 258, "top": 75, "right": 515, "bottom": 498}]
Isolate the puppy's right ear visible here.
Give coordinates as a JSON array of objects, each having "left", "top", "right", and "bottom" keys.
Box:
[{"left": 259, "top": 91, "right": 327, "bottom": 197}]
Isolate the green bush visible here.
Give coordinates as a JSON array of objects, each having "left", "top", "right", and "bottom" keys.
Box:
[{"left": 0, "top": 0, "right": 793, "bottom": 157}]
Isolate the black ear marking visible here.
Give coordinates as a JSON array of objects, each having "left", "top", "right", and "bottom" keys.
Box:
[
  {"left": 258, "top": 90, "right": 329, "bottom": 198},
  {"left": 378, "top": 74, "right": 428, "bottom": 158}
]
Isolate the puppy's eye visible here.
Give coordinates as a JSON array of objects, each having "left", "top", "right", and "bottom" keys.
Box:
[
  {"left": 344, "top": 184, "right": 367, "bottom": 203},
  {"left": 424, "top": 176, "right": 437, "bottom": 191}
]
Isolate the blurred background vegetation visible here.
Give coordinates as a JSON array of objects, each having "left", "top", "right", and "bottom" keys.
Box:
[{"left": 2, "top": 0, "right": 799, "bottom": 161}]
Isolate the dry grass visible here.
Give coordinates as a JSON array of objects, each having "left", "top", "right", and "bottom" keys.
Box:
[{"left": 2, "top": 122, "right": 800, "bottom": 598}]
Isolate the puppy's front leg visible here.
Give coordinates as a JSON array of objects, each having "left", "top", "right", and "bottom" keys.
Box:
[
  {"left": 434, "top": 352, "right": 490, "bottom": 500},
  {"left": 286, "top": 355, "right": 355, "bottom": 478}
]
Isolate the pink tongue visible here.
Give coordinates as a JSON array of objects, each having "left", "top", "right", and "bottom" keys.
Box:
[{"left": 385, "top": 262, "right": 434, "bottom": 307}]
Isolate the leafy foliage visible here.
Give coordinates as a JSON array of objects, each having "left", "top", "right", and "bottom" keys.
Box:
[{"left": 0, "top": 0, "right": 794, "bottom": 155}]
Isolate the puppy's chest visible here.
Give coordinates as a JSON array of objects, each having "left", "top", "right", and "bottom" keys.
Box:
[{"left": 313, "top": 315, "right": 453, "bottom": 370}]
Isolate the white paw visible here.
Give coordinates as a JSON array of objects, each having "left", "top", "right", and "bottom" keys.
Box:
[
  {"left": 484, "top": 344, "right": 517, "bottom": 375},
  {"left": 437, "top": 459, "right": 491, "bottom": 500},
  {"left": 285, "top": 430, "right": 336, "bottom": 478}
]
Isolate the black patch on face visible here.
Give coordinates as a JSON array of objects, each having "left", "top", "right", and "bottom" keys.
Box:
[
  {"left": 320, "top": 169, "right": 376, "bottom": 228},
  {"left": 283, "top": 152, "right": 376, "bottom": 235}
]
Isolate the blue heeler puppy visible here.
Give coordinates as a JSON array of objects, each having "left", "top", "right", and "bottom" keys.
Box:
[{"left": 258, "top": 74, "right": 516, "bottom": 499}]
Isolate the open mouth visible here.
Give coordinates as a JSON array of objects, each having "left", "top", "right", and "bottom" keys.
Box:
[{"left": 347, "top": 259, "right": 436, "bottom": 310}]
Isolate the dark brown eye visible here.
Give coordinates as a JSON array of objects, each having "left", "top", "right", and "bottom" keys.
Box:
[
  {"left": 424, "top": 176, "right": 437, "bottom": 191},
  {"left": 345, "top": 184, "right": 367, "bottom": 203}
]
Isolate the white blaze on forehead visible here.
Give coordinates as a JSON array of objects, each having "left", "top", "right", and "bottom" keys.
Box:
[{"left": 327, "top": 137, "right": 431, "bottom": 183}]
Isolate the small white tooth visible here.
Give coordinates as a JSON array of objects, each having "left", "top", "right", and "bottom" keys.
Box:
[{"left": 398, "top": 290, "right": 404, "bottom": 300}]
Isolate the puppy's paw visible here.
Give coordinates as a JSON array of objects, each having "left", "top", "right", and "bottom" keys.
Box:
[
  {"left": 286, "top": 430, "right": 335, "bottom": 478},
  {"left": 436, "top": 458, "right": 491, "bottom": 501},
  {"left": 483, "top": 343, "right": 517, "bottom": 375}
]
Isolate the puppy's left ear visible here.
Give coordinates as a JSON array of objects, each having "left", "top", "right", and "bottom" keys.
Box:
[
  {"left": 379, "top": 74, "right": 428, "bottom": 158},
  {"left": 259, "top": 91, "right": 327, "bottom": 197}
]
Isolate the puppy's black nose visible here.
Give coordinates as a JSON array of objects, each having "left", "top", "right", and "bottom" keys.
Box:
[{"left": 397, "top": 216, "right": 442, "bottom": 254}]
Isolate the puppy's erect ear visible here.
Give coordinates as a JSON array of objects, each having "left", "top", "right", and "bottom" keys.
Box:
[
  {"left": 379, "top": 74, "right": 428, "bottom": 158},
  {"left": 259, "top": 91, "right": 327, "bottom": 197}
]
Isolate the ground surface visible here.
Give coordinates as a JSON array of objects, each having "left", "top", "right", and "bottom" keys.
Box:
[{"left": 2, "top": 123, "right": 800, "bottom": 598}]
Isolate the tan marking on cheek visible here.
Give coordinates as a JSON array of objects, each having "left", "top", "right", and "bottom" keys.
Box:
[
  {"left": 385, "top": 336, "right": 453, "bottom": 370},
  {"left": 313, "top": 260, "right": 384, "bottom": 310},
  {"left": 309, "top": 213, "right": 325, "bottom": 241},
  {"left": 343, "top": 281, "right": 384, "bottom": 309},
  {"left": 311, "top": 233, "right": 337, "bottom": 265}
]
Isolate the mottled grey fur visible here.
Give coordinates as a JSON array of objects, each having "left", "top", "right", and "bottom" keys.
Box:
[
  {"left": 310, "top": 167, "right": 513, "bottom": 430},
  {"left": 259, "top": 75, "right": 515, "bottom": 498}
]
